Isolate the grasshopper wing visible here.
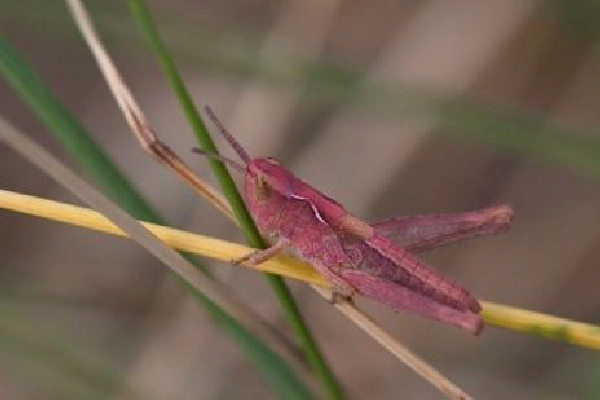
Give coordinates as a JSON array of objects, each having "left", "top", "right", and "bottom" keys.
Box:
[{"left": 371, "top": 205, "right": 513, "bottom": 253}]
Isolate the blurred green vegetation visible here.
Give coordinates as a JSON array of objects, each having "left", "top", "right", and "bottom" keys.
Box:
[
  {"left": 0, "top": 297, "right": 138, "bottom": 399},
  {"left": 3, "top": 0, "right": 600, "bottom": 180}
]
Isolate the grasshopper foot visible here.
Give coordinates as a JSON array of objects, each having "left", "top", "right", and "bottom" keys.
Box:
[
  {"left": 328, "top": 286, "right": 357, "bottom": 305},
  {"left": 231, "top": 251, "right": 258, "bottom": 266},
  {"left": 231, "top": 239, "right": 290, "bottom": 268}
]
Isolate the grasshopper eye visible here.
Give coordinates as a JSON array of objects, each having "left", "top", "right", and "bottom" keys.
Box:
[
  {"left": 254, "top": 169, "right": 269, "bottom": 183},
  {"left": 255, "top": 173, "right": 270, "bottom": 200},
  {"left": 256, "top": 173, "right": 266, "bottom": 187}
]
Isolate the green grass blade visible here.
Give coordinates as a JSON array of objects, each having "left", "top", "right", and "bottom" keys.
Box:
[
  {"left": 125, "top": 1, "right": 345, "bottom": 399},
  {"left": 0, "top": 35, "right": 315, "bottom": 400}
]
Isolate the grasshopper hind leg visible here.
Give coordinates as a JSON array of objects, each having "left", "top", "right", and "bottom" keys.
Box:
[{"left": 340, "top": 269, "right": 484, "bottom": 335}]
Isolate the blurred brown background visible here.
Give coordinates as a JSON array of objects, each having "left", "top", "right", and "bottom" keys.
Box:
[{"left": 2, "top": 0, "right": 600, "bottom": 399}]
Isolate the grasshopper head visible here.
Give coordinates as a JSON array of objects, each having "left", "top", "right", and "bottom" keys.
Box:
[{"left": 247, "top": 157, "right": 297, "bottom": 200}]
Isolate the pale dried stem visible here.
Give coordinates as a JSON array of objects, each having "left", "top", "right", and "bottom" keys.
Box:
[
  {"left": 65, "top": 0, "right": 233, "bottom": 220},
  {"left": 64, "top": 1, "right": 472, "bottom": 398}
]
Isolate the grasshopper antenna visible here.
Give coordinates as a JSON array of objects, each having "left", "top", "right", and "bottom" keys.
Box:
[
  {"left": 192, "top": 148, "right": 246, "bottom": 173},
  {"left": 202, "top": 105, "right": 252, "bottom": 165}
]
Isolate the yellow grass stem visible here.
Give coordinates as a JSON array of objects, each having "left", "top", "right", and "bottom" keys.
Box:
[
  {"left": 481, "top": 302, "right": 600, "bottom": 349},
  {"left": 2, "top": 188, "right": 599, "bottom": 350},
  {"left": 0, "top": 189, "right": 324, "bottom": 285}
]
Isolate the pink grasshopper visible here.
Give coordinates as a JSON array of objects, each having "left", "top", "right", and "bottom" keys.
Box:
[{"left": 198, "top": 106, "right": 513, "bottom": 335}]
